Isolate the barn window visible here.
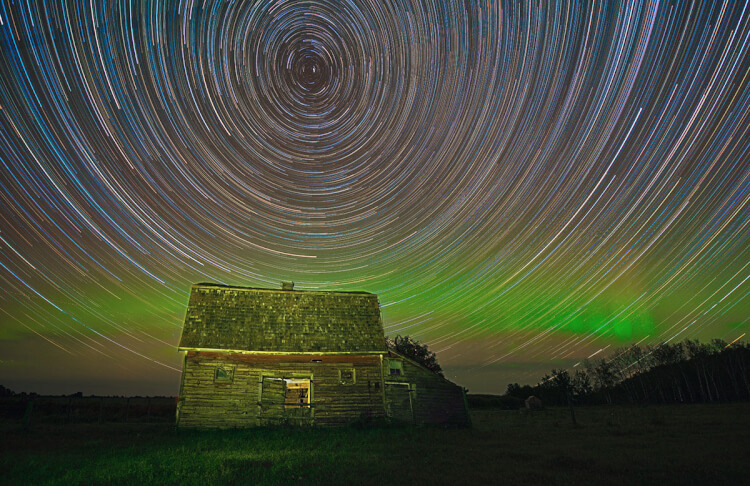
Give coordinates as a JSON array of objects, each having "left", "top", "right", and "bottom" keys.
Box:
[
  {"left": 284, "top": 378, "right": 310, "bottom": 408},
  {"left": 215, "top": 366, "right": 234, "bottom": 383},
  {"left": 339, "top": 369, "right": 356, "bottom": 385},
  {"left": 389, "top": 360, "right": 403, "bottom": 376}
]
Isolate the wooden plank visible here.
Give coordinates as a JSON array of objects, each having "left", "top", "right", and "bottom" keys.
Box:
[
  {"left": 188, "top": 351, "right": 381, "bottom": 364},
  {"left": 179, "top": 353, "right": 389, "bottom": 428}
]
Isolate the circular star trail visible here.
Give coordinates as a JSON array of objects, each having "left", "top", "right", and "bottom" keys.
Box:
[{"left": 1, "top": 1, "right": 749, "bottom": 393}]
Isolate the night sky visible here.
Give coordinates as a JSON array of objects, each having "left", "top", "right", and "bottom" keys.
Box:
[{"left": 1, "top": 1, "right": 749, "bottom": 396}]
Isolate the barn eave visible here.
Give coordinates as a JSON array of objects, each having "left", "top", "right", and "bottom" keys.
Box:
[{"left": 177, "top": 347, "right": 385, "bottom": 355}]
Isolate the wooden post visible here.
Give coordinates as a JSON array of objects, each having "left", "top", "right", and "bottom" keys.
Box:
[
  {"left": 67, "top": 397, "right": 73, "bottom": 423},
  {"left": 22, "top": 399, "right": 34, "bottom": 430},
  {"left": 461, "top": 387, "right": 472, "bottom": 427},
  {"left": 125, "top": 397, "right": 130, "bottom": 423},
  {"left": 175, "top": 352, "right": 188, "bottom": 429},
  {"left": 408, "top": 384, "right": 416, "bottom": 425},
  {"left": 98, "top": 397, "right": 104, "bottom": 424},
  {"left": 566, "top": 389, "right": 577, "bottom": 426},
  {"left": 379, "top": 354, "right": 387, "bottom": 418}
]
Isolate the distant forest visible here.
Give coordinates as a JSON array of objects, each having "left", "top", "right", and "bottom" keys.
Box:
[{"left": 487, "top": 338, "right": 750, "bottom": 409}]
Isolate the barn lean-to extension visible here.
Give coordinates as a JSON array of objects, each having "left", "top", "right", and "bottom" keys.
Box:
[{"left": 176, "top": 283, "right": 470, "bottom": 428}]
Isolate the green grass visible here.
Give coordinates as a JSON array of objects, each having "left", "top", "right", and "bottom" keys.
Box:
[{"left": 2, "top": 403, "right": 749, "bottom": 485}]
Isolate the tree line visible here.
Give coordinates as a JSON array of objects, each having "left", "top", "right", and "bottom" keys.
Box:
[
  {"left": 386, "top": 335, "right": 444, "bottom": 376},
  {"left": 505, "top": 339, "right": 750, "bottom": 407}
]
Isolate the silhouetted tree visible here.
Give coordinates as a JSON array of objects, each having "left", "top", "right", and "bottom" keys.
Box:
[
  {"left": 509, "top": 338, "right": 750, "bottom": 408},
  {"left": 734, "top": 342, "right": 750, "bottom": 397},
  {"left": 549, "top": 369, "right": 578, "bottom": 425},
  {"left": 506, "top": 382, "right": 535, "bottom": 400},
  {"left": 572, "top": 370, "right": 592, "bottom": 401},
  {"left": 686, "top": 340, "right": 714, "bottom": 401},
  {"left": 386, "top": 335, "right": 443, "bottom": 376},
  {"left": 584, "top": 358, "right": 617, "bottom": 404}
]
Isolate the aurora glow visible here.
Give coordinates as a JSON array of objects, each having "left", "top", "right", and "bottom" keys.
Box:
[{"left": 1, "top": 1, "right": 749, "bottom": 395}]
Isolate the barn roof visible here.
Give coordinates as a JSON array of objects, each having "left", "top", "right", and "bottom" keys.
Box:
[{"left": 178, "top": 283, "right": 386, "bottom": 353}]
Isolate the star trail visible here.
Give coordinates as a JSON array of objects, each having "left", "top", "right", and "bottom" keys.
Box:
[{"left": 1, "top": 0, "right": 749, "bottom": 394}]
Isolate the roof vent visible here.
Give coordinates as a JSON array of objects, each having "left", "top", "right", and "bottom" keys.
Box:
[{"left": 281, "top": 281, "right": 294, "bottom": 291}]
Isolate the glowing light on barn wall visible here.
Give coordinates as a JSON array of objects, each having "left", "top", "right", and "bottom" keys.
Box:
[{"left": 284, "top": 378, "right": 311, "bottom": 408}]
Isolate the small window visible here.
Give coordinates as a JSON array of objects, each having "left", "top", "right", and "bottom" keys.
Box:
[
  {"left": 339, "top": 369, "right": 356, "bottom": 385},
  {"left": 215, "top": 366, "right": 234, "bottom": 383},
  {"left": 389, "top": 360, "right": 403, "bottom": 376},
  {"left": 284, "top": 379, "right": 310, "bottom": 408}
]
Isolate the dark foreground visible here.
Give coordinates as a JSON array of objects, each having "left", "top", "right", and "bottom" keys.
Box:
[{"left": 1, "top": 403, "right": 749, "bottom": 485}]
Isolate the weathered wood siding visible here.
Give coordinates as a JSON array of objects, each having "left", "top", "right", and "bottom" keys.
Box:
[
  {"left": 258, "top": 377, "right": 288, "bottom": 425},
  {"left": 383, "top": 354, "right": 470, "bottom": 426},
  {"left": 177, "top": 351, "right": 385, "bottom": 428},
  {"left": 385, "top": 383, "right": 413, "bottom": 424}
]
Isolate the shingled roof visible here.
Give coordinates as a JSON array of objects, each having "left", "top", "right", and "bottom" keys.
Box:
[{"left": 178, "top": 283, "right": 387, "bottom": 353}]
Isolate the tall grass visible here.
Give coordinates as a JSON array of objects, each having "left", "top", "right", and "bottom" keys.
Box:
[{"left": 2, "top": 403, "right": 749, "bottom": 485}]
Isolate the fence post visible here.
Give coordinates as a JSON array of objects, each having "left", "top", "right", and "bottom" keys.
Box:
[
  {"left": 67, "top": 397, "right": 72, "bottom": 424},
  {"left": 566, "top": 389, "right": 578, "bottom": 426},
  {"left": 125, "top": 397, "right": 130, "bottom": 423},
  {"left": 98, "top": 397, "right": 104, "bottom": 424},
  {"left": 22, "top": 399, "right": 34, "bottom": 430}
]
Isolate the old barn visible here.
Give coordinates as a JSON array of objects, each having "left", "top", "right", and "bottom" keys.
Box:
[{"left": 176, "top": 283, "right": 470, "bottom": 428}]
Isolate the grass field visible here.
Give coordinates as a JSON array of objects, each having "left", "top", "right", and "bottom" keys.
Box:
[{"left": 2, "top": 403, "right": 749, "bottom": 485}]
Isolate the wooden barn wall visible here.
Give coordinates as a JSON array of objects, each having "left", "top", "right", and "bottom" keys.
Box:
[
  {"left": 384, "top": 356, "right": 470, "bottom": 426},
  {"left": 177, "top": 352, "right": 385, "bottom": 428}
]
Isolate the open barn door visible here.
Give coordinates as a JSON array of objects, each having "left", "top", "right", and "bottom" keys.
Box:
[
  {"left": 385, "top": 382, "right": 414, "bottom": 424},
  {"left": 259, "top": 376, "right": 313, "bottom": 426},
  {"left": 283, "top": 378, "right": 313, "bottom": 426}
]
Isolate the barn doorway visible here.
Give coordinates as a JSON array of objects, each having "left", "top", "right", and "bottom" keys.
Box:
[
  {"left": 385, "top": 382, "right": 414, "bottom": 424},
  {"left": 259, "top": 376, "right": 313, "bottom": 426},
  {"left": 284, "top": 378, "right": 310, "bottom": 408}
]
